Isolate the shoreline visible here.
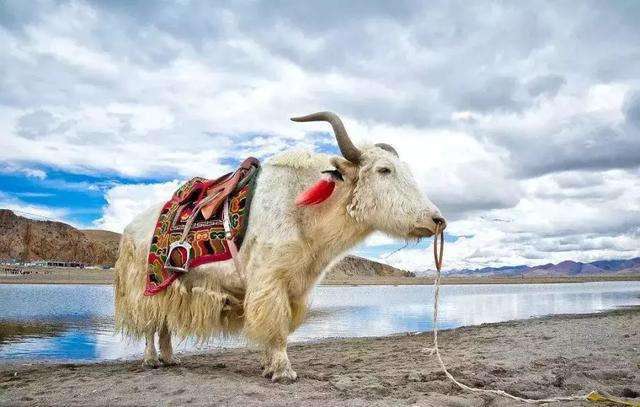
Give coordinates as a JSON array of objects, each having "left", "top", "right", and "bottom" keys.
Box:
[
  {"left": 1, "top": 268, "right": 640, "bottom": 286},
  {"left": 1, "top": 307, "right": 638, "bottom": 406}
]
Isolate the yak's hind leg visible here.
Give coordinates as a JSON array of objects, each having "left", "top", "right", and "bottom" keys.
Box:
[
  {"left": 142, "top": 329, "right": 160, "bottom": 368},
  {"left": 158, "top": 322, "right": 180, "bottom": 366}
]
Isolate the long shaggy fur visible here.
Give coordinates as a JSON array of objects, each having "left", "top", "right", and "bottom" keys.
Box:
[{"left": 114, "top": 235, "right": 245, "bottom": 341}]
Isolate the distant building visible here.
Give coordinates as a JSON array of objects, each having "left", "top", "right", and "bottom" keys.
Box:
[
  {"left": 45, "top": 261, "right": 85, "bottom": 268},
  {"left": 0, "top": 259, "right": 86, "bottom": 268}
]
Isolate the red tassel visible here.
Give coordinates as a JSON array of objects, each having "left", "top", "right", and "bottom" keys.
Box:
[{"left": 296, "top": 179, "right": 336, "bottom": 206}]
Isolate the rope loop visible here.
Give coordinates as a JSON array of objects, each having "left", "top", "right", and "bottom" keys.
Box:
[{"left": 429, "top": 222, "right": 589, "bottom": 404}]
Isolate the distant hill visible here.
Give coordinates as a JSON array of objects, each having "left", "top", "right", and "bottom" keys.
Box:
[
  {"left": 80, "top": 229, "right": 121, "bottom": 257},
  {"left": 327, "top": 255, "right": 415, "bottom": 280},
  {"left": 0, "top": 209, "right": 413, "bottom": 278},
  {"left": 0, "top": 209, "right": 119, "bottom": 266},
  {"left": 444, "top": 258, "right": 640, "bottom": 277}
]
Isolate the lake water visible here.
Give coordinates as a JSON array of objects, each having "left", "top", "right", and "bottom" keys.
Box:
[{"left": 1, "top": 282, "right": 639, "bottom": 362}]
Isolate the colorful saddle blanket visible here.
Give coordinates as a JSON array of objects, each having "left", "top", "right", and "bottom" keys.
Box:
[{"left": 145, "top": 157, "right": 260, "bottom": 296}]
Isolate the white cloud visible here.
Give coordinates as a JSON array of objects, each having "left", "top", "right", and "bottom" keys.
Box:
[
  {"left": 363, "top": 232, "right": 398, "bottom": 247},
  {"left": 585, "top": 83, "right": 629, "bottom": 116},
  {"left": 1, "top": 163, "right": 46, "bottom": 180},
  {"left": 0, "top": 192, "right": 69, "bottom": 224},
  {"left": 349, "top": 124, "right": 521, "bottom": 219},
  {"left": 381, "top": 169, "right": 640, "bottom": 271},
  {"left": 1, "top": 1, "right": 639, "bottom": 267},
  {"left": 107, "top": 103, "right": 175, "bottom": 133},
  {"left": 95, "top": 181, "right": 182, "bottom": 232}
]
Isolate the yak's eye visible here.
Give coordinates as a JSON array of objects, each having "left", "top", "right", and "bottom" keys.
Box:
[{"left": 377, "top": 167, "right": 392, "bottom": 175}]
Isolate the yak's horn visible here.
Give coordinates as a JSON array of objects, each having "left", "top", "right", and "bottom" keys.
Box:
[
  {"left": 375, "top": 143, "right": 398, "bottom": 157},
  {"left": 291, "top": 111, "right": 362, "bottom": 164}
]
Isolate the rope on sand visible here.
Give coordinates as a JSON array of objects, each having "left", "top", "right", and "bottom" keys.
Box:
[{"left": 424, "top": 223, "right": 636, "bottom": 405}]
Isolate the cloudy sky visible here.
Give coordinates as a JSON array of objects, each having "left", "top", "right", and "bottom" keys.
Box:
[{"left": 1, "top": 0, "right": 639, "bottom": 271}]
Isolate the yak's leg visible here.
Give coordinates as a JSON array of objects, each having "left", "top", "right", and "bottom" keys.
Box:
[
  {"left": 158, "top": 322, "right": 180, "bottom": 366},
  {"left": 265, "top": 343, "right": 296, "bottom": 383},
  {"left": 260, "top": 347, "right": 272, "bottom": 370},
  {"left": 142, "top": 329, "right": 160, "bottom": 368},
  {"left": 245, "top": 276, "right": 297, "bottom": 383},
  {"left": 260, "top": 297, "right": 306, "bottom": 373}
]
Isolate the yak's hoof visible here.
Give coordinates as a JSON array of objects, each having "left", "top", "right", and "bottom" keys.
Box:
[
  {"left": 262, "top": 366, "right": 274, "bottom": 379},
  {"left": 259, "top": 358, "right": 270, "bottom": 370},
  {"left": 160, "top": 356, "right": 181, "bottom": 366},
  {"left": 271, "top": 368, "right": 298, "bottom": 384},
  {"left": 142, "top": 357, "right": 161, "bottom": 369}
]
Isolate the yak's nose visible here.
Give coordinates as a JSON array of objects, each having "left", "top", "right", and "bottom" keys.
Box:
[
  {"left": 432, "top": 215, "right": 447, "bottom": 231},
  {"left": 409, "top": 212, "right": 447, "bottom": 238}
]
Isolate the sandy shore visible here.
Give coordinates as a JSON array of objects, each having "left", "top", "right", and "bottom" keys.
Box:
[
  {"left": 0, "top": 268, "right": 113, "bottom": 285},
  {"left": 1, "top": 308, "right": 638, "bottom": 406},
  {"left": 2, "top": 267, "right": 640, "bottom": 285}
]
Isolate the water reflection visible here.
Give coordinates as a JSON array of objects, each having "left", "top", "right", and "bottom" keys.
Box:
[
  {"left": 0, "top": 321, "right": 65, "bottom": 344},
  {"left": 0, "top": 282, "right": 639, "bottom": 361}
]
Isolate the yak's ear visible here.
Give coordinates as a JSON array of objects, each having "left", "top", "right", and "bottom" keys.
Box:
[{"left": 330, "top": 157, "right": 358, "bottom": 181}]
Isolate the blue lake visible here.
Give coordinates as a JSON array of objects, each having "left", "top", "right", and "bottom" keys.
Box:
[{"left": 1, "top": 282, "right": 639, "bottom": 362}]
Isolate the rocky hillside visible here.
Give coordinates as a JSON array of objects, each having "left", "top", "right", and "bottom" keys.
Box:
[
  {"left": 81, "top": 229, "right": 121, "bottom": 258},
  {"left": 0, "top": 209, "right": 413, "bottom": 278},
  {"left": 327, "top": 255, "right": 415, "bottom": 279},
  {"left": 0, "top": 210, "right": 119, "bottom": 266}
]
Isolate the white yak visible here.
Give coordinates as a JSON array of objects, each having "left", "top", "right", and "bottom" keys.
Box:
[{"left": 114, "top": 112, "right": 445, "bottom": 382}]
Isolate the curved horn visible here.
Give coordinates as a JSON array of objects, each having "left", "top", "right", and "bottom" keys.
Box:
[
  {"left": 375, "top": 143, "right": 398, "bottom": 157},
  {"left": 291, "top": 111, "right": 362, "bottom": 164}
]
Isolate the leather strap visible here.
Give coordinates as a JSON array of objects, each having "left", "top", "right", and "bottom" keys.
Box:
[
  {"left": 201, "top": 157, "right": 259, "bottom": 220},
  {"left": 222, "top": 198, "right": 241, "bottom": 274}
]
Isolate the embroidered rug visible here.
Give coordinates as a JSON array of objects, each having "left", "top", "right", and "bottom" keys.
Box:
[{"left": 145, "top": 157, "right": 260, "bottom": 296}]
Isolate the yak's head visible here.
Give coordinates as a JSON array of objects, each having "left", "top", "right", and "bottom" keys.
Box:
[{"left": 292, "top": 111, "right": 445, "bottom": 239}]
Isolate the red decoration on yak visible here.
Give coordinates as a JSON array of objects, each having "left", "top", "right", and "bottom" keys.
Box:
[{"left": 296, "top": 179, "right": 336, "bottom": 206}]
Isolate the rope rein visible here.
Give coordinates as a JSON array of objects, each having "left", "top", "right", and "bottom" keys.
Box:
[{"left": 428, "top": 223, "right": 589, "bottom": 404}]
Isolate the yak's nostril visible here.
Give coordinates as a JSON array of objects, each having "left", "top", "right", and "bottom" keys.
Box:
[{"left": 432, "top": 215, "right": 446, "bottom": 229}]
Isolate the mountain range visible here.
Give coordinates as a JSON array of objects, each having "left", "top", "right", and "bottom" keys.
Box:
[
  {"left": 441, "top": 258, "right": 640, "bottom": 277},
  {"left": 0, "top": 209, "right": 119, "bottom": 266},
  {"left": 2, "top": 209, "right": 638, "bottom": 278}
]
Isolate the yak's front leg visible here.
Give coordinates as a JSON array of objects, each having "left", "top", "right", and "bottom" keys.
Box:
[
  {"left": 245, "top": 275, "right": 297, "bottom": 383},
  {"left": 264, "top": 343, "right": 297, "bottom": 383}
]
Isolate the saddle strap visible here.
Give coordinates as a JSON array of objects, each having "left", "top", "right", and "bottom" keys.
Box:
[
  {"left": 222, "top": 197, "right": 242, "bottom": 276},
  {"left": 201, "top": 157, "right": 259, "bottom": 220}
]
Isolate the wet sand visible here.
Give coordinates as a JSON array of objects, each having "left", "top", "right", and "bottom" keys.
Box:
[
  {"left": 1, "top": 308, "right": 638, "bottom": 406},
  {"left": 1, "top": 267, "right": 639, "bottom": 285}
]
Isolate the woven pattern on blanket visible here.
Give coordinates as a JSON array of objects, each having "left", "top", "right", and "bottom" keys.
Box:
[{"left": 145, "top": 157, "right": 259, "bottom": 296}]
